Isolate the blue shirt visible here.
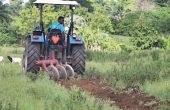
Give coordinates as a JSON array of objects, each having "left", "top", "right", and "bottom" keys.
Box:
[{"left": 49, "top": 21, "right": 65, "bottom": 32}]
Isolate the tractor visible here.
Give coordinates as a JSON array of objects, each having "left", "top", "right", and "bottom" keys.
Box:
[{"left": 22, "top": 0, "right": 86, "bottom": 80}]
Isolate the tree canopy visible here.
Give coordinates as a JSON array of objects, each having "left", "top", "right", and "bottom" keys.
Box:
[
  {"left": 1, "top": 0, "right": 170, "bottom": 50},
  {"left": 0, "top": 1, "right": 11, "bottom": 23}
]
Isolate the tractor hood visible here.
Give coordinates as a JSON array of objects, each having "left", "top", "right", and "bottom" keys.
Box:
[{"left": 34, "top": 0, "right": 79, "bottom": 5}]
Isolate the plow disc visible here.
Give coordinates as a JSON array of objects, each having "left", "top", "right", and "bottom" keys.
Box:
[
  {"left": 56, "top": 65, "right": 67, "bottom": 80},
  {"left": 65, "top": 64, "right": 75, "bottom": 79},
  {"left": 47, "top": 65, "right": 60, "bottom": 81},
  {"left": 46, "top": 64, "right": 75, "bottom": 81}
]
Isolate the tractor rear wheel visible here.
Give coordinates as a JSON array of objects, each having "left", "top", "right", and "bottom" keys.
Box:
[
  {"left": 71, "top": 45, "right": 86, "bottom": 75},
  {"left": 22, "top": 37, "right": 41, "bottom": 74}
]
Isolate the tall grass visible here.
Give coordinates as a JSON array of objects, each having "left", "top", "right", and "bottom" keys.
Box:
[
  {"left": 0, "top": 64, "right": 119, "bottom": 110},
  {"left": 141, "top": 80, "right": 170, "bottom": 100},
  {"left": 0, "top": 46, "right": 119, "bottom": 110},
  {"left": 1, "top": 46, "right": 170, "bottom": 108},
  {"left": 86, "top": 49, "right": 170, "bottom": 101},
  {"left": 0, "top": 46, "right": 24, "bottom": 58}
]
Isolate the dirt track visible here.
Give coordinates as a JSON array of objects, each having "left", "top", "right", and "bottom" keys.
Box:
[{"left": 59, "top": 78, "right": 170, "bottom": 110}]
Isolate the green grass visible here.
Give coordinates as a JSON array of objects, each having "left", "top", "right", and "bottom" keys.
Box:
[
  {"left": 86, "top": 49, "right": 170, "bottom": 102},
  {"left": 0, "top": 46, "right": 119, "bottom": 110},
  {"left": 0, "top": 63, "right": 118, "bottom": 110},
  {"left": 0, "top": 46, "right": 24, "bottom": 59},
  {"left": 1, "top": 45, "right": 170, "bottom": 109},
  {"left": 141, "top": 80, "right": 170, "bottom": 100},
  {"left": 86, "top": 49, "right": 170, "bottom": 85},
  {"left": 111, "top": 35, "right": 133, "bottom": 47}
]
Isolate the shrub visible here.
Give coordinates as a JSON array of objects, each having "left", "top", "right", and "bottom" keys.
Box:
[
  {"left": 0, "top": 33, "right": 17, "bottom": 45},
  {"left": 0, "top": 23, "right": 17, "bottom": 45},
  {"left": 86, "top": 50, "right": 170, "bottom": 88},
  {"left": 131, "top": 35, "right": 166, "bottom": 50},
  {"left": 127, "top": 13, "right": 167, "bottom": 49}
]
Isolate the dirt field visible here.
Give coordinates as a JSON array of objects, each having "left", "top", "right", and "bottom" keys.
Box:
[{"left": 59, "top": 78, "right": 170, "bottom": 110}]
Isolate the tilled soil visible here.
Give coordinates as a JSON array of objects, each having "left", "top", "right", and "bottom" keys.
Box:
[{"left": 59, "top": 78, "right": 170, "bottom": 110}]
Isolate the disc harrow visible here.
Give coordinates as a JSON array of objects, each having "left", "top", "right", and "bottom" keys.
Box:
[{"left": 36, "top": 51, "right": 75, "bottom": 80}]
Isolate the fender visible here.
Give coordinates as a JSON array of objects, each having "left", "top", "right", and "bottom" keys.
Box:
[
  {"left": 69, "top": 36, "right": 83, "bottom": 45},
  {"left": 30, "top": 31, "right": 45, "bottom": 43}
]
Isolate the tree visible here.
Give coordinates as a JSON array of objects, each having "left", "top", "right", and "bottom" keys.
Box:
[
  {"left": 11, "top": 6, "right": 39, "bottom": 38},
  {"left": 87, "top": 5, "right": 113, "bottom": 33},
  {"left": 25, "top": 0, "right": 36, "bottom": 8},
  {"left": 154, "top": 0, "right": 170, "bottom": 6},
  {"left": 0, "top": 22, "right": 17, "bottom": 44},
  {"left": 12, "top": 5, "right": 60, "bottom": 39},
  {"left": 9, "top": 0, "right": 23, "bottom": 16},
  {"left": 0, "top": 1, "right": 11, "bottom": 23},
  {"left": 74, "top": 0, "right": 94, "bottom": 12}
]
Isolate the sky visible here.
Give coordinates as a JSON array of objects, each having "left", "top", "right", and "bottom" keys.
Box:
[{"left": 3, "top": 0, "right": 29, "bottom": 4}]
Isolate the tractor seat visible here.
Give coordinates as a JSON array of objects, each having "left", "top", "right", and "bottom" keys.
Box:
[
  {"left": 48, "top": 29, "right": 62, "bottom": 38},
  {"left": 48, "top": 29, "right": 63, "bottom": 45}
]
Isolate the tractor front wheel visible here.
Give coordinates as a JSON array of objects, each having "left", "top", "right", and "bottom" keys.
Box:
[{"left": 22, "top": 37, "right": 41, "bottom": 74}]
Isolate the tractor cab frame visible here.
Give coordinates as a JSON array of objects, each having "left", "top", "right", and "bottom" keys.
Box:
[{"left": 33, "top": 0, "right": 81, "bottom": 56}]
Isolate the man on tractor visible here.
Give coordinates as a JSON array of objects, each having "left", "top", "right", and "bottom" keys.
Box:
[
  {"left": 48, "top": 16, "right": 66, "bottom": 64},
  {"left": 48, "top": 16, "right": 65, "bottom": 32}
]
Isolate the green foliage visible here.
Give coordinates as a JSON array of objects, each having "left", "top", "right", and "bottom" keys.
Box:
[
  {"left": 165, "top": 36, "right": 170, "bottom": 49},
  {"left": 86, "top": 51, "right": 118, "bottom": 62},
  {"left": 11, "top": 6, "right": 39, "bottom": 38},
  {"left": 75, "top": 0, "right": 94, "bottom": 12},
  {"left": 153, "top": 7, "right": 170, "bottom": 34},
  {"left": 10, "top": 1, "right": 118, "bottom": 51},
  {"left": 114, "top": 11, "right": 157, "bottom": 36},
  {"left": 112, "top": 5, "right": 170, "bottom": 35},
  {"left": 87, "top": 7, "right": 113, "bottom": 33},
  {"left": 109, "top": 3, "right": 170, "bottom": 49},
  {"left": 25, "top": 0, "right": 36, "bottom": 8},
  {"left": 86, "top": 49, "right": 170, "bottom": 88},
  {"left": 1, "top": 0, "right": 170, "bottom": 49},
  {"left": 142, "top": 80, "right": 170, "bottom": 100},
  {"left": 12, "top": 5, "right": 66, "bottom": 38},
  {"left": 131, "top": 35, "right": 166, "bottom": 50},
  {"left": 79, "top": 27, "right": 122, "bottom": 51},
  {"left": 114, "top": 11, "right": 167, "bottom": 49},
  {"left": 9, "top": 0, "right": 23, "bottom": 16},
  {"left": 0, "top": 63, "right": 118, "bottom": 110},
  {"left": 0, "top": 33, "right": 16, "bottom": 45},
  {"left": 131, "top": 13, "right": 157, "bottom": 37},
  {"left": 154, "top": 0, "right": 170, "bottom": 6},
  {"left": 74, "top": 6, "right": 119, "bottom": 51},
  {"left": 0, "top": 23, "right": 17, "bottom": 45},
  {"left": 0, "top": 1, "right": 11, "bottom": 23},
  {"left": 0, "top": 47, "right": 121, "bottom": 109}
]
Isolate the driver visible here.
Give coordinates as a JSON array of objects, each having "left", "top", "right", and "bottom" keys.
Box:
[{"left": 48, "top": 16, "right": 64, "bottom": 32}]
